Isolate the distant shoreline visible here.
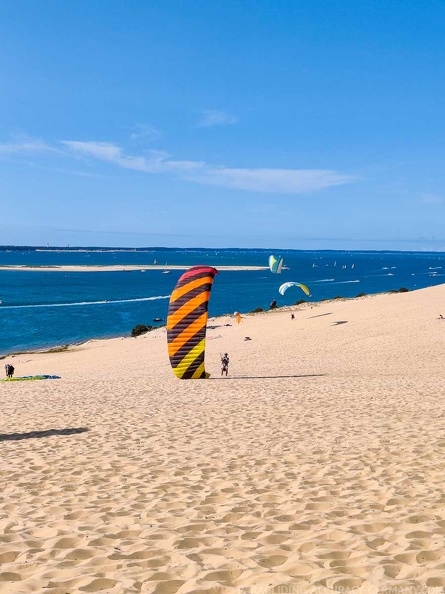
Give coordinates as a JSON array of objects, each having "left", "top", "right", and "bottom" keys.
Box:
[
  {"left": 0, "top": 294, "right": 369, "bottom": 359},
  {"left": 0, "top": 286, "right": 430, "bottom": 359},
  {"left": 0, "top": 265, "right": 267, "bottom": 272}
]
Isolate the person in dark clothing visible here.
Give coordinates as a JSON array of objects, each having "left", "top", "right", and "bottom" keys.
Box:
[
  {"left": 221, "top": 353, "right": 229, "bottom": 376},
  {"left": 5, "top": 364, "right": 14, "bottom": 378}
]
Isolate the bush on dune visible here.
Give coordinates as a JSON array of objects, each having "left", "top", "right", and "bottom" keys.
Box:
[
  {"left": 389, "top": 287, "right": 409, "bottom": 294},
  {"left": 131, "top": 324, "right": 153, "bottom": 337}
]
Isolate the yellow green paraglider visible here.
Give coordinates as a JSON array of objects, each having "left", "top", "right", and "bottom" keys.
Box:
[{"left": 278, "top": 282, "right": 310, "bottom": 296}]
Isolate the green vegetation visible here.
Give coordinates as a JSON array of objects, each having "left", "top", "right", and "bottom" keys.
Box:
[
  {"left": 389, "top": 287, "right": 409, "bottom": 294},
  {"left": 45, "top": 345, "right": 71, "bottom": 353},
  {"left": 131, "top": 324, "right": 154, "bottom": 337}
]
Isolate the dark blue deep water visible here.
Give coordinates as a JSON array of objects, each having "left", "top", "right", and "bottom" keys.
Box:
[{"left": 0, "top": 248, "right": 444, "bottom": 356}]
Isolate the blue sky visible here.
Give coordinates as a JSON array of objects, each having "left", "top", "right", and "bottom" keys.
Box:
[{"left": 1, "top": 0, "right": 445, "bottom": 250}]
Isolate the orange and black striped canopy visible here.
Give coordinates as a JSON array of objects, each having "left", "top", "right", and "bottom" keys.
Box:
[{"left": 167, "top": 265, "right": 218, "bottom": 379}]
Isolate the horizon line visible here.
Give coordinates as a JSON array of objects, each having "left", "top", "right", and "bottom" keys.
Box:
[{"left": 1, "top": 245, "right": 445, "bottom": 254}]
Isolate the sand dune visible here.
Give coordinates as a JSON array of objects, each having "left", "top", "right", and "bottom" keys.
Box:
[{"left": 1, "top": 285, "right": 445, "bottom": 593}]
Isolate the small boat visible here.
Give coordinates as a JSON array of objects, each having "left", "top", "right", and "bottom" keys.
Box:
[{"left": 162, "top": 261, "right": 170, "bottom": 274}]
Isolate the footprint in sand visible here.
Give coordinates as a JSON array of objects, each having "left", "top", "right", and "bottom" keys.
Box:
[
  {"left": 426, "top": 577, "right": 445, "bottom": 587},
  {"left": 0, "top": 572, "right": 22, "bottom": 582},
  {"left": 260, "top": 534, "right": 289, "bottom": 545},
  {"left": 63, "top": 549, "right": 96, "bottom": 560},
  {"left": 79, "top": 578, "right": 117, "bottom": 592},
  {"left": 416, "top": 550, "right": 444, "bottom": 563},
  {"left": 257, "top": 555, "right": 288, "bottom": 568},
  {"left": 381, "top": 563, "right": 403, "bottom": 578},
  {"left": 152, "top": 580, "right": 186, "bottom": 594},
  {"left": 203, "top": 569, "right": 244, "bottom": 583},
  {"left": 329, "top": 577, "right": 364, "bottom": 590},
  {"left": 0, "top": 551, "right": 20, "bottom": 563}
]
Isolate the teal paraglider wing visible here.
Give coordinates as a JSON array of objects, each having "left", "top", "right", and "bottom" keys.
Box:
[{"left": 269, "top": 255, "right": 284, "bottom": 274}]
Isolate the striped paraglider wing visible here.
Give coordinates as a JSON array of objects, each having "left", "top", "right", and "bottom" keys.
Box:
[{"left": 167, "top": 266, "right": 218, "bottom": 379}]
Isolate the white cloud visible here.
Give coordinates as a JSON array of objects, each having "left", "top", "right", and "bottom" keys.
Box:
[
  {"left": 61, "top": 140, "right": 357, "bottom": 193},
  {"left": 197, "top": 110, "right": 238, "bottom": 127}
]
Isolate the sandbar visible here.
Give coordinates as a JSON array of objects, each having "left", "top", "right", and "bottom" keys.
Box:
[{"left": 0, "top": 264, "right": 267, "bottom": 272}]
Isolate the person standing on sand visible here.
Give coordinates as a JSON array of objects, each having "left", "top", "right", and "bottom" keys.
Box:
[
  {"left": 291, "top": 313, "right": 295, "bottom": 320},
  {"left": 5, "top": 364, "right": 14, "bottom": 378},
  {"left": 221, "top": 353, "right": 229, "bottom": 376}
]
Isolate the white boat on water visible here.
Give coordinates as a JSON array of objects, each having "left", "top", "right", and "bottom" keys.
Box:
[{"left": 162, "top": 262, "right": 170, "bottom": 274}]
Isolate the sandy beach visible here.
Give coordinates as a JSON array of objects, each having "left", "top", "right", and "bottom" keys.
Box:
[
  {"left": 1, "top": 284, "right": 445, "bottom": 593},
  {"left": 0, "top": 265, "right": 267, "bottom": 273}
]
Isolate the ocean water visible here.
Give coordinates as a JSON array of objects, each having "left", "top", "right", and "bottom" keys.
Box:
[{"left": 0, "top": 248, "right": 444, "bottom": 356}]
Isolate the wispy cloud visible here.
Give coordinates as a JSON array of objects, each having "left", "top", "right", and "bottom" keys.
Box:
[
  {"left": 129, "top": 124, "right": 162, "bottom": 142},
  {"left": 419, "top": 192, "right": 443, "bottom": 204},
  {"left": 62, "top": 140, "right": 357, "bottom": 193},
  {"left": 62, "top": 141, "right": 205, "bottom": 174},
  {"left": 0, "top": 135, "right": 358, "bottom": 194},
  {"left": 189, "top": 167, "right": 354, "bottom": 193},
  {"left": 0, "top": 138, "right": 56, "bottom": 155},
  {"left": 197, "top": 110, "right": 238, "bottom": 127}
]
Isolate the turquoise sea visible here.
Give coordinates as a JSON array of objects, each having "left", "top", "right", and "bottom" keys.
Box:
[{"left": 0, "top": 248, "right": 444, "bottom": 356}]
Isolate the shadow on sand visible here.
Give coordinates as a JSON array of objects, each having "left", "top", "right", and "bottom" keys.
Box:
[
  {"left": 307, "top": 312, "right": 333, "bottom": 318},
  {"left": 210, "top": 374, "right": 326, "bottom": 380},
  {"left": 0, "top": 427, "right": 89, "bottom": 442},
  {"left": 332, "top": 320, "right": 348, "bottom": 326}
]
